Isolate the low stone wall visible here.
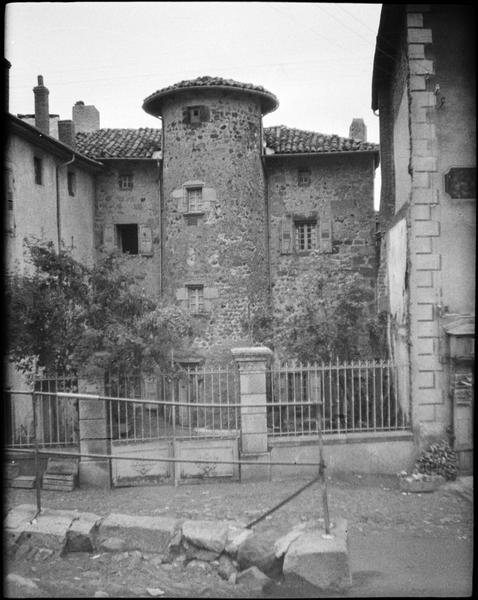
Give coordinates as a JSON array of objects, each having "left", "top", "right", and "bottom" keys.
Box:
[{"left": 269, "top": 431, "right": 415, "bottom": 479}]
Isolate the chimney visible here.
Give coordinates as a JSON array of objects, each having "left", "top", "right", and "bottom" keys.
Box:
[
  {"left": 33, "top": 75, "right": 50, "bottom": 135},
  {"left": 4, "top": 58, "right": 11, "bottom": 113},
  {"left": 72, "top": 100, "right": 100, "bottom": 132},
  {"left": 58, "top": 119, "right": 76, "bottom": 149},
  {"left": 349, "top": 118, "right": 367, "bottom": 142}
]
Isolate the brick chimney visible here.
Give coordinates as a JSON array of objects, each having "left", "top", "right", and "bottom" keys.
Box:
[
  {"left": 349, "top": 118, "right": 367, "bottom": 142},
  {"left": 33, "top": 75, "right": 50, "bottom": 135},
  {"left": 58, "top": 119, "right": 76, "bottom": 149},
  {"left": 72, "top": 100, "right": 100, "bottom": 132}
]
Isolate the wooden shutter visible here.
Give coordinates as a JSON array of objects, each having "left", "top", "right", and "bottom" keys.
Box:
[
  {"left": 203, "top": 286, "right": 219, "bottom": 311},
  {"left": 139, "top": 225, "right": 153, "bottom": 256},
  {"left": 280, "top": 216, "right": 294, "bottom": 254},
  {"left": 103, "top": 224, "right": 115, "bottom": 250},
  {"left": 320, "top": 219, "right": 333, "bottom": 253}
]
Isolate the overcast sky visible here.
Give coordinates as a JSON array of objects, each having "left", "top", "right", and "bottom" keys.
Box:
[{"left": 5, "top": 2, "right": 383, "bottom": 202}]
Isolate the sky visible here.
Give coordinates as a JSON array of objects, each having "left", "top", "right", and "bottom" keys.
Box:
[{"left": 5, "top": 1, "right": 383, "bottom": 203}]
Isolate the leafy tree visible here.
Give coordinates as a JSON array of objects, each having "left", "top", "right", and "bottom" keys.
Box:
[
  {"left": 249, "top": 257, "right": 387, "bottom": 362},
  {"left": 6, "top": 239, "right": 192, "bottom": 375}
]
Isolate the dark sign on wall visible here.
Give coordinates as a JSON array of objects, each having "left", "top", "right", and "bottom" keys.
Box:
[{"left": 445, "top": 167, "right": 476, "bottom": 199}]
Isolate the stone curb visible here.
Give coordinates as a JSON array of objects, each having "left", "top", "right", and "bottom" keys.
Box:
[{"left": 5, "top": 505, "right": 351, "bottom": 592}]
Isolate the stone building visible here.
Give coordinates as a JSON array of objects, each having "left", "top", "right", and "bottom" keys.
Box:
[
  {"left": 372, "top": 4, "right": 475, "bottom": 469},
  {"left": 6, "top": 72, "right": 379, "bottom": 367}
]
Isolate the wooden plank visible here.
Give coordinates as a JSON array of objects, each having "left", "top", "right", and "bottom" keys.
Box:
[{"left": 10, "top": 476, "right": 36, "bottom": 489}]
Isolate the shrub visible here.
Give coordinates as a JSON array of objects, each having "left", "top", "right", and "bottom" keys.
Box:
[{"left": 414, "top": 440, "right": 458, "bottom": 481}]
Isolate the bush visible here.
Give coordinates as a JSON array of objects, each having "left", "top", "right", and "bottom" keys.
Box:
[{"left": 414, "top": 440, "right": 458, "bottom": 481}]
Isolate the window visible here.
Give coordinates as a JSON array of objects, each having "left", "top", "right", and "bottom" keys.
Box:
[
  {"left": 118, "top": 173, "right": 133, "bottom": 190},
  {"left": 298, "top": 169, "right": 311, "bottom": 187},
  {"left": 34, "top": 157, "right": 42, "bottom": 185},
  {"left": 295, "top": 220, "right": 317, "bottom": 251},
  {"left": 116, "top": 224, "right": 138, "bottom": 254},
  {"left": 67, "top": 171, "right": 76, "bottom": 196},
  {"left": 189, "top": 106, "right": 202, "bottom": 124},
  {"left": 186, "top": 187, "right": 204, "bottom": 213},
  {"left": 187, "top": 285, "right": 204, "bottom": 313}
]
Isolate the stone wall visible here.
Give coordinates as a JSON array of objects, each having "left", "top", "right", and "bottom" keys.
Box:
[
  {"left": 94, "top": 159, "right": 161, "bottom": 298},
  {"left": 160, "top": 89, "right": 269, "bottom": 359},
  {"left": 267, "top": 153, "right": 377, "bottom": 354}
]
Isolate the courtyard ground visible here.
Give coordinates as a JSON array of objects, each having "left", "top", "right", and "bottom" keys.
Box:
[{"left": 4, "top": 472, "right": 473, "bottom": 597}]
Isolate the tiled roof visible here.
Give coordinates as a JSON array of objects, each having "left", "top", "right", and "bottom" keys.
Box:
[
  {"left": 75, "top": 125, "right": 378, "bottom": 160},
  {"left": 75, "top": 128, "right": 161, "bottom": 159},
  {"left": 263, "top": 125, "right": 379, "bottom": 154},
  {"left": 143, "top": 75, "right": 279, "bottom": 116}
]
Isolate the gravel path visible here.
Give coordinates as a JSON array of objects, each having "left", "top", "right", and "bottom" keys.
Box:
[{"left": 5, "top": 473, "right": 473, "bottom": 598}]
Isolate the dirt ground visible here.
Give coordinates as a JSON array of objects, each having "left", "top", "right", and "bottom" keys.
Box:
[{"left": 4, "top": 472, "right": 474, "bottom": 598}]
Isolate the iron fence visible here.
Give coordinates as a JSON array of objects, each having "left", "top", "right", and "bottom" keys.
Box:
[
  {"left": 5, "top": 374, "right": 79, "bottom": 449},
  {"left": 267, "top": 359, "right": 409, "bottom": 437},
  {"left": 105, "top": 366, "right": 240, "bottom": 443}
]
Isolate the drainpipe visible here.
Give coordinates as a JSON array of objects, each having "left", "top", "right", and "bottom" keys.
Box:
[{"left": 56, "top": 154, "right": 75, "bottom": 251}]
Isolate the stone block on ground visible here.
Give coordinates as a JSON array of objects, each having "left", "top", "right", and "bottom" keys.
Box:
[
  {"left": 224, "top": 524, "right": 253, "bottom": 556},
  {"left": 183, "top": 541, "right": 219, "bottom": 562},
  {"left": 217, "top": 553, "right": 238, "bottom": 580},
  {"left": 65, "top": 512, "right": 103, "bottom": 553},
  {"left": 273, "top": 521, "right": 309, "bottom": 558},
  {"left": 236, "top": 566, "right": 274, "bottom": 592},
  {"left": 98, "top": 513, "right": 178, "bottom": 554},
  {"left": 282, "top": 518, "right": 351, "bottom": 591},
  {"left": 237, "top": 531, "right": 283, "bottom": 578},
  {"left": 181, "top": 519, "right": 229, "bottom": 554},
  {"left": 17, "top": 512, "right": 75, "bottom": 553}
]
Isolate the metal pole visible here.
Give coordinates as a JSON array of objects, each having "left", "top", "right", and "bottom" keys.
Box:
[
  {"left": 317, "top": 399, "right": 330, "bottom": 535},
  {"left": 32, "top": 391, "right": 42, "bottom": 515}
]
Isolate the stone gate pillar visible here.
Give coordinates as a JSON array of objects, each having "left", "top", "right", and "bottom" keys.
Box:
[
  {"left": 77, "top": 365, "right": 110, "bottom": 488},
  {"left": 232, "top": 346, "right": 273, "bottom": 481}
]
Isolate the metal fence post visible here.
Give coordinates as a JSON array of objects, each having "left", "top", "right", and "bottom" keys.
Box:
[{"left": 32, "top": 390, "right": 41, "bottom": 514}]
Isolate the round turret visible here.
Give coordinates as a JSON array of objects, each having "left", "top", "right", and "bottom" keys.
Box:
[{"left": 144, "top": 76, "right": 278, "bottom": 360}]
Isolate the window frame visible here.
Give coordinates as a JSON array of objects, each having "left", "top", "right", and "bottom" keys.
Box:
[
  {"left": 115, "top": 223, "right": 139, "bottom": 255},
  {"left": 298, "top": 168, "right": 311, "bottom": 187},
  {"left": 187, "top": 284, "right": 205, "bottom": 314},
  {"left": 186, "top": 186, "right": 205, "bottom": 214},
  {"left": 294, "top": 219, "right": 317, "bottom": 252},
  {"left": 118, "top": 173, "right": 134, "bottom": 191}
]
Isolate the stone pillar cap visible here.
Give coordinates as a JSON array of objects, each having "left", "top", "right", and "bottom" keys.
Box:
[{"left": 231, "top": 346, "right": 273, "bottom": 360}]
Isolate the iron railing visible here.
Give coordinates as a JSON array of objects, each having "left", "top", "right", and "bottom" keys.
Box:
[
  {"left": 5, "top": 374, "right": 79, "bottom": 449},
  {"left": 267, "top": 359, "right": 409, "bottom": 437},
  {"left": 105, "top": 366, "right": 240, "bottom": 443}
]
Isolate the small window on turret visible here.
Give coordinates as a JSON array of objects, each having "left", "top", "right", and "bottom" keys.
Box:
[{"left": 189, "top": 106, "right": 201, "bottom": 124}]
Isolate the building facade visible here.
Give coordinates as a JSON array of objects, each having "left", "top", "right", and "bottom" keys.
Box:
[
  {"left": 6, "top": 72, "right": 379, "bottom": 368},
  {"left": 372, "top": 4, "right": 475, "bottom": 467}
]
